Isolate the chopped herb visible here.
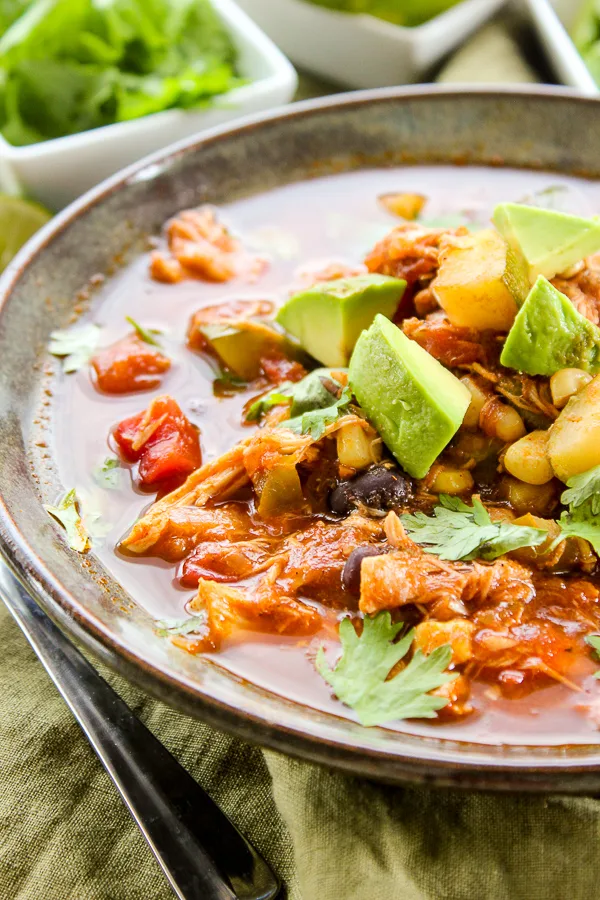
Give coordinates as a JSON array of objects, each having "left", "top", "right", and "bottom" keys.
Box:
[
  {"left": 93, "top": 457, "right": 121, "bottom": 490},
  {"left": 401, "top": 495, "right": 548, "bottom": 562},
  {"left": 246, "top": 368, "right": 346, "bottom": 423},
  {"left": 586, "top": 635, "right": 600, "bottom": 678},
  {"left": 561, "top": 466, "right": 600, "bottom": 516},
  {"left": 245, "top": 382, "right": 295, "bottom": 422},
  {"left": 285, "top": 385, "right": 353, "bottom": 441},
  {"left": 316, "top": 613, "right": 457, "bottom": 726},
  {"left": 155, "top": 615, "right": 207, "bottom": 638},
  {"left": 555, "top": 469, "right": 600, "bottom": 553},
  {"left": 48, "top": 324, "right": 101, "bottom": 373},
  {"left": 44, "top": 489, "right": 89, "bottom": 552},
  {"left": 556, "top": 509, "right": 600, "bottom": 555},
  {"left": 125, "top": 316, "right": 162, "bottom": 347}
]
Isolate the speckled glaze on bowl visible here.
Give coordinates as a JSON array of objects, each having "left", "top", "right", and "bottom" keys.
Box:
[{"left": 4, "top": 86, "right": 600, "bottom": 793}]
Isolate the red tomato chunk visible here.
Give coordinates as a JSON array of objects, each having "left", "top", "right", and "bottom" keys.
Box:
[
  {"left": 113, "top": 395, "right": 201, "bottom": 487},
  {"left": 92, "top": 334, "right": 171, "bottom": 394}
]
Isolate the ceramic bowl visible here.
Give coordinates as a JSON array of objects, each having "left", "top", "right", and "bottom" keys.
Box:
[
  {"left": 236, "top": 0, "right": 506, "bottom": 89},
  {"left": 3, "top": 86, "right": 600, "bottom": 792}
]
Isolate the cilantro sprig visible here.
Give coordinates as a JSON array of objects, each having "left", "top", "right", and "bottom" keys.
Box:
[
  {"left": 401, "top": 495, "right": 547, "bottom": 562},
  {"left": 286, "top": 385, "right": 353, "bottom": 440},
  {"left": 316, "top": 613, "right": 457, "bottom": 726},
  {"left": 556, "top": 467, "right": 600, "bottom": 553},
  {"left": 246, "top": 368, "right": 347, "bottom": 423},
  {"left": 44, "top": 489, "right": 89, "bottom": 552},
  {"left": 48, "top": 324, "right": 101, "bottom": 373}
]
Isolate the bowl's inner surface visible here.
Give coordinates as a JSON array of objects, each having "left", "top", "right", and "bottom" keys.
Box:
[
  {"left": 6, "top": 90, "right": 600, "bottom": 783},
  {"left": 53, "top": 163, "right": 600, "bottom": 747}
]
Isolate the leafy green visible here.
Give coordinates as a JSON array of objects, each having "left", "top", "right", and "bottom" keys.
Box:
[
  {"left": 302, "top": 0, "right": 461, "bottom": 27},
  {"left": 316, "top": 613, "right": 457, "bottom": 726},
  {"left": 48, "top": 323, "right": 100, "bottom": 372},
  {"left": 155, "top": 614, "right": 206, "bottom": 637},
  {"left": 562, "top": 465, "right": 600, "bottom": 516},
  {"left": 556, "top": 506, "right": 600, "bottom": 555},
  {"left": 44, "top": 488, "right": 89, "bottom": 551},
  {"left": 586, "top": 634, "right": 600, "bottom": 678},
  {"left": 0, "top": 0, "right": 241, "bottom": 146},
  {"left": 285, "top": 385, "right": 353, "bottom": 441},
  {"left": 572, "top": 1, "right": 600, "bottom": 87},
  {"left": 246, "top": 368, "right": 346, "bottom": 423},
  {"left": 555, "top": 468, "right": 600, "bottom": 553},
  {"left": 401, "top": 495, "right": 548, "bottom": 562},
  {"left": 125, "top": 315, "right": 162, "bottom": 347},
  {"left": 93, "top": 456, "right": 121, "bottom": 490}
]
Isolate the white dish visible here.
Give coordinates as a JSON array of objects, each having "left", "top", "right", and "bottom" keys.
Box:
[
  {"left": 236, "top": 0, "right": 507, "bottom": 90},
  {"left": 524, "top": 0, "right": 598, "bottom": 94},
  {"left": 0, "top": 0, "right": 298, "bottom": 210}
]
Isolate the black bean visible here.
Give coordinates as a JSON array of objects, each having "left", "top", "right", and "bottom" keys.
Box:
[
  {"left": 342, "top": 545, "right": 387, "bottom": 596},
  {"left": 329, "top": 465, "right": 412, "bottom": 516}
]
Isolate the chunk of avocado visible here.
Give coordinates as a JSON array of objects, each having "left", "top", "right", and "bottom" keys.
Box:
[
  {"left": 500, "top": 276, "right": 600, "bottom": 376},
  {"left": 493, "top": 203, "right": 600, "bottom": 287},
  {"left": 199, "top": 320, "right": 291, "bottom": 381},
  {"left": 349, "top": 314, "right": 471, "bottom": 479},
  {"left": 432, "top": 229, "right": 526, "bottom": 329},
  {"left": 276, "top": 274, "right": 406, "bottom": 367}
]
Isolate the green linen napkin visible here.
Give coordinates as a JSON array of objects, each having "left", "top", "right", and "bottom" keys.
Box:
[
  {"left": 0, "top": 20, "right": 588, "bottom": 900},
  {"left": 3, "top": 600, "right": 600, "bottom": 900}
]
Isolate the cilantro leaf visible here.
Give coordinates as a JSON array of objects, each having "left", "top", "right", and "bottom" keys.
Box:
[
  {"left": 285, "top": 385, "right": 353, "bottom": 441},
  {"left": 556, "top": 509, "right": 600, "bottom": 554},
  {"left": 246, "top": 368, "right": 346, "bottom": 423},
  {"left": 561, "top": 465, "right": 600, "bottom": 516},
  {"left": 93, "top": 457, "right": 121, "bottom": 490},
  {"left": 155, "top": 614, "right": 206, "bottom": 637},
  {"left": 556, "top": 469, "right": 600, "bottom": 552},
  {"left": 125, "top": 315, "right": 162, "bottom": 347},
  {"left": 245, "top": 382, "right": 295, "bottom": 422},
  {"left": 48, "top": 323, "right": 101, "bottom": 373},
  {"left": 316, "top": 613, "right": 457, "bottom": 726},
  {"left": 401, "top": 495, "right": 547, "bottom": 562},
  {"left": 586, "top": 635, "right": 600, "bottom": 678},
  {"left": 44, "top": 488, "right": 89, "bottom": 552}
]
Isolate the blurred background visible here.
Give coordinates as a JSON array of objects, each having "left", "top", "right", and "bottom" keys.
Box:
[{"left": 0, "top": 0, "right": 597, "bottom": 265}]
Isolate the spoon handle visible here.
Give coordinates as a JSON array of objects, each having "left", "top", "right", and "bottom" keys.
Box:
[{"left": 0, "top": 563, "right": 279, "bottom": 900}]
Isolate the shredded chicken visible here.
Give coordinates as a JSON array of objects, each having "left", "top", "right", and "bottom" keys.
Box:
[
  {"left": 176, "top": 578, "right": 322, "bottom": 652},
  {"left": 150, "top": 206, "right": 264, "bottom": 284},
  {"left": 365, "top": 223, "right": 468, "bottom": 288},
  {"left": 552, "top": 252, "right": 600, "bottom": 325}
]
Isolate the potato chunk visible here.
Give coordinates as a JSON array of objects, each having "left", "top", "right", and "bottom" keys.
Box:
[
  {"left": 431, "top": 229, "right": 520, "bottom": 331},
  {"left": 548, "top": 373, "right": 600, "bottom": 481}
]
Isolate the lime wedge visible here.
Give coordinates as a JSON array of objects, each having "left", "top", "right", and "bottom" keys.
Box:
[{"left": 0, "top": 195, "right": 51, "bottom": 273}]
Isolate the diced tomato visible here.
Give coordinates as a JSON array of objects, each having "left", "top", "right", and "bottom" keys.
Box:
[
  {"left": 113, "top": 395, "right": 201, "bottom": 487},
  {"left": 260, "top": 353, "right": 306, "bottom": 384},
  {"left": 92, "top": 334, "right": 171, "bottom": 394}
]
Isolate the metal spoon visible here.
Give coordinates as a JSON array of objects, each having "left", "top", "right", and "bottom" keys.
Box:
[{"left": 0, "top": 561, "right": 280, "bottom": 900}]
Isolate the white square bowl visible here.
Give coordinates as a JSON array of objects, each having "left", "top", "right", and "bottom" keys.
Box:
[
  {"left": 525, "top": 0, "right": 599, "bottom": 94},
  {"left": 236, "top": 0, "right": 507, "bottom": 90},
  {"left": 0, "top": 0, "right": 298, "bottom": 210}
]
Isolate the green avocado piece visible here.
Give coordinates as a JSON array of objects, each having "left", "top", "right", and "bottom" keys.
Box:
[
  {"left": 493, "top": 203, "right": 600, "bottom": 287},
  {"left": 276, "top": 274, "right": 406, "bottom": 367},
  {"left": 349, "top": 314, "right": 471, "bottom": 479},
  {"left": 500, "top": 275, "right": 600, "bottom": 376}
]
